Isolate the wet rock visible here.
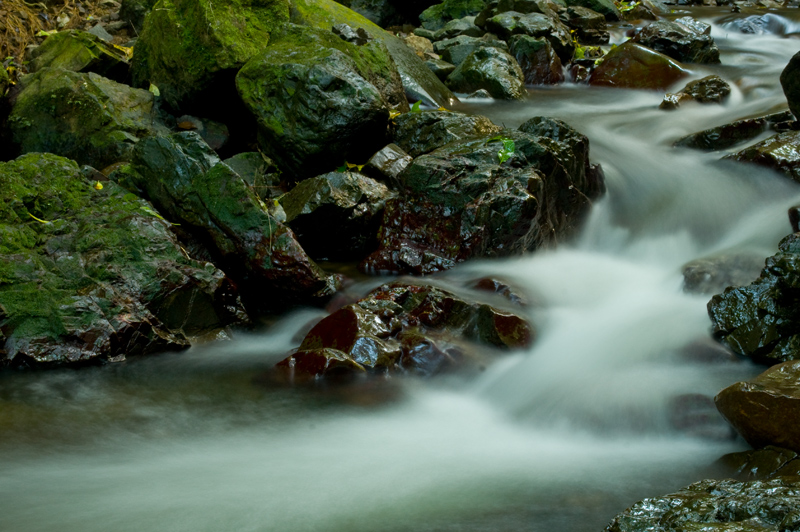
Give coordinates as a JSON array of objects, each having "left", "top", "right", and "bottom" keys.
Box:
[
  {"left": 484, "top": 11, "right": 574, "bottom": 63},
  {"left": 434, "top": 15, "right": 485, "bottom": 40},
  {"left": 434, "top": 34, "right": 510, "bottom": 66},
  {"left": 682, "top": 253, "right": 765, "bottom": 294},
  {"left": 28, "top": 30, "right": 129, "bottom": 82},
  {"left": 8, "top": 68, "right": 167, "bottom": 169},
  {"left": 392, "top": 109, "right": 501, "bottom": 157},
  {"left": 279, "top": 171, "right": 397, "bottom": 261},
  {"left": 509, "top": 34, "right": 564, "bottom": 85},
  {"left": 674, "top": 111, "right": 792, "bottom": 151},
  {"left": 419, "top": 0, "right": 488, "bottom": 31},
  {"left": 722, "top": 13, "right": 800, "bottom": 36},
  {"left": 445, "top": 46, "right": 527, "bottom": 99},
  {"left": 564, "top": 0, "right": 620, "bottom": 20},
  {"left": 426, "top": 57, "right": 457, "bottom": 80},
  {"left": 332, "top": 22, "right": 373, "bottom": 45},
  {"left": 605, "top": 477, "right": 800, "bottom": 532},
  {"left": 363, "top": 143, "right": 413, "bottom": 182},
  {"left": 471, "top": 277, "right": 529, "bottom": 305},
  {"left": 362, "top": 117, "right": 604, "bottom": 275},
  {"left": 87, "top": 24, "right": 114, "bottom": 43},
  {"left": 222, "top": 152, "right": 283, "bottom": 201},
  {"left": 236, "top": 24, "right": 406, "bottom": 179},
  {"left": 660, "top": 74, "right": 731, "bottom": 110},
  {"left": 403, "top": 34, "right": 434, "bottom": 58},
  {"left": 475, "top": 0, "right": 561, "bottom": 27},
  {"left": 563, "top": 6, "right": 609, "bottom": 44},
  {"left": 114, "top": 132, "right": 339, "bottom": 311},
  {"left": 726, "top": 130, "right": 800, "bottom": 183},
  {"left": 780, "top": 51, "right": 800, "bottom": 121},
  {"left": 717, "top": 446, "right": 800, "bottom": 481},
  {"left": 618, "top": 0, "right": 658, "bottom": 21},
  {"left": 708, "top": 233, "right": 800, "bottom": 364},
  {"left": 0, "top": 153, "right": 246, "bottom": 368},
  {"left": 119, "top": 0, "right": 158, "bottom": 33},
  {"left": 589, "top": 42, "right": 689, "bottom": 90},
  {"left": 175, "top": 115, "right": 230, "bottom": 152},
  {"left": 716, "top": 360, "right": 800, "bottom": 452},
  {"left": 276, "top": 280, "right": 534, "bottom": 380},
  {"left": 631, "top": 16, "right": 720, "bottom": 64}
]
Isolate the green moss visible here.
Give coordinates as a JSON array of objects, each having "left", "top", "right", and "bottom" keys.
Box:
[
  {"left": 28, "top": 30, "right": 129, "bottom": 79},
  {"left": 419, "top": 0, "right": 486, "bottom": 31}
]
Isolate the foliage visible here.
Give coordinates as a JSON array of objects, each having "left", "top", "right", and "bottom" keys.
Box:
[{"left": 487, "top": 135, "right": 516, "bottom": 164}]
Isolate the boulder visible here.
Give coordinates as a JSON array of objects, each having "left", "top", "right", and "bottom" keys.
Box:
[
  {"left": 708, "top": 233, "right": 800, "bottom": 365},
  {"left": 589, "top": 42, "right": 689, "bottom": 91},
  {"left": 275, "top": 280, "right": 534, "bottom": 381},
  {"left": 362, "top": 117, "right": 604, "bottom": 275},
  {"left": 509, "top": 34, "right": 564, "bottom": 85},
  {"left": 726, "top": 130, "right": 800, "bottom": 183},
  {"left": 403, "top": 34, "right": 434, "bottom": 58},
  {"left": 631, "top": 16, "right": 720, "bottom": 64},
  {"left": 682, "top": 254, "right": 765, "bottom": 295},
  {"left": 279, "top": 171, "right": 397, "bottom": 261},
  {"left": 0, "top": 153, "right": 246, "bottom": 368},
  {"left": 426, "top": 58, "right": 457, "bottom": 80},
  {"left": 717, "top": 446, "right": 800, "bottom": 481},
  {"left": 363, "top": 143, "right": 413, "bottom": 182},
  {"left": 419, "top": 0, "right": 488, "bottom": 31},
  {"left": 222, "top": 152, "right": 283, "bottom": 201},
  {"left": 28, "top": 30, "right": 129, "bottom": 82},
  {"left": 780, "top": 51, "right": 800, "bottom": 121},
  {"left": 434, "top": 34, "right": 509, "bottom": 66},
  {"left": 716, "top": 360, "right": 800, "bottom": 452},
  {"left": 674, "top": 111, "right": 792, "bottom": 151},
  {"left": 605, "top": 478, "right": 800, "bottom": 532},
  {"left": 484, "top": 11, "right": 574, "bottom": 63},
  {"left": 564, "top": 0, "right": 619, "bottom": 20},
  {"left": 433, "top": 15, "right": 485, "bottom": 40},
  {"left": 445, "top": 46, "right": 527, "bottom": 99},
  {"left": 7, "top": 68, "right": 167, "bottom": 169},
  {"left": 392, "top": 109, "right": 501, "bottom": 157},
  {"left": 660, "top": 75, "right": 731, "bottom": 110},
  {"left": 475, "top": 0, "right": 561, "bottom": 27},
  {"left": 113, "top": 132, "right": 339, "bottom": 311},
  {"left": 563, "top": 6, "right": 609, "bottom": 44},
  {"left": 236, "top": 24, "right": 406, "bottom": 179}
]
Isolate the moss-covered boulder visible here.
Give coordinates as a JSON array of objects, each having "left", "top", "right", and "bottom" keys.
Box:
[
  {"left": 236, "top": 24, "right": 406, "bottom": 179},
  {"left": 589, "top": 42, "right": 688, "bottom": 90},
  {"left": 362, "top": 117, "right": 604, "bottom": 274},
  {"left": 8, "top": 68, "right": 167, "bottom": 169},
  {"left": 445, "top": 46, "right": 526, "bottom": 99},
  {"left": 114, "top": 132, "right": 339, "bottom": 311},
  {"left": 419, "top": 0, "right": 487, "bottom": 31},
  {"left": 279, "top": 171, "right": 397, "bottom": 261},
  {"left": 484, "top": 12, "right": 574, "bottom": 63},
  {"left": 392, "top": 109, "right": 501, "bottom": 157},
  {"left": 290, "top": 0, "right": 457, "bottom": 108},
  {"left": 275, "top": 279, "right": 533, "bottom": 381},
  {"left": 509, "top": 34, "right": 564, "bottom": 85},
  {"left": 28, "top": 30, "right": 130, "bottom": 82},
  {"left": 0, "top": 153, "right": 246, "bottom": 368},
  {"left": 131, "top": 0, "right": 290, "bottom": 112},
  {"left": 631, "top": 16, "right": 720, "bottom": 65},
  {"left": 726, "top": 130, "right": 800, "bottom": 183}
]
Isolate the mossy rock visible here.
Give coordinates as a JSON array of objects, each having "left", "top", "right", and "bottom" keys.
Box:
[
  {"left": 131, "top": 0, "right": 290, "bottom": 112},
  {"left": 445, "top": 46, "right": 526, "bottom": 100},
  {"left": 8, "top": 67, "right": 167, "bottom": 169},
  {"left": 419, "top": 0, "right": 487, "bottom": 31},
  {"left": 29, "top": 30, "right": 130, "bottom": 82},
  {"left": 237, "top": 23, "right": 404, "bottom": 179},
  {"left": 564, "top": 0, "right": 619, "bottom": 21},
  {"left": 0, "top": 153, "right": 245, "bottom": 367}
]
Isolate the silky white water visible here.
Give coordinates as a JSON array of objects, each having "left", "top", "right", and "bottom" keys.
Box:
[{"left": 3, "top": 9, "right": 800, "bottom": 532}]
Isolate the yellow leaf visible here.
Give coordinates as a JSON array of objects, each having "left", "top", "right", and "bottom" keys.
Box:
[
  {"left": 28, "top": 213, "right": 51, "bottom": 224},
  {"left": 36, "top": 30, "right": 58, "bottom": 37},
  {"left": 94, "top": 181, "right": 103, "bottom": 190},
  {"left": 148, "top": 83, "right": 160, "bottom": 97},
  {"left": 389, "top": 109, "right": 402, "bottom": 120}
]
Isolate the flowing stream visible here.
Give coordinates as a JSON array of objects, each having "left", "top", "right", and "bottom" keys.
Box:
[{"left": 3, "top": 8, "right": 800, "bottom": 531}]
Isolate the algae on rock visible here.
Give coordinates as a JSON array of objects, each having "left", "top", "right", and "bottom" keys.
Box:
[{"left": 29, "top": 30, "right": 130, "bottom": 82}]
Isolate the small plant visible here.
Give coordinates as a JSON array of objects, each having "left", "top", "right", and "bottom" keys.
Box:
[
  {"left": 616, "top": 1, "right": 640, "bottom": 13},
  {"left": 487, "top": 135, "right": 516, "bottom": 164},
  {"left": 336, "top": 162, "right": 365, "bottom": 172},
  {"left": 410, "top": 100, "right": 422, "bottom": 113}
]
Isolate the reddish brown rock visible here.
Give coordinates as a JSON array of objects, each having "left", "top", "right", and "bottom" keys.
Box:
[{"left": 589, "top": 42, "right": 689, "bottom": 91}]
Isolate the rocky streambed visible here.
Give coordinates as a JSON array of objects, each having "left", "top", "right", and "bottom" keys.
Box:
[{"left": 4, "top": 0, "right": 800, "bottom": 530}]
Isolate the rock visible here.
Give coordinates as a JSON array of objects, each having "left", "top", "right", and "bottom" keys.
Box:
[
  {"left": 7, "top": 68, "right": 167, "bottom": 169},
  {"left": 660, "top": 75, "right": 731, "bottom": 110},
  {"left": 236, "top": 24, "right": 406, "bottom": 179},
  {"left": 413, "top": 27, "right": 438, "bottom": 40},
  {"left": 722, "top": 13, "right": 799, "bottom": 36},
  {"left": 716, "top": 360, "right": 800, "bottom": 452},
  {"left": 726, "top": 130, "right": 800, "bottom": 183},
  {"left": 708, "top": 233, "right": 800, "bottom": 364},
  {"left": 363, "top": 143, "right": 413, "bottom": 182},
  {"left": 605, "top": 477, "right": 800, "bottom": 532},
  {"left": 780, "top": 51, "right": 800, "bottom": 121},
  {"left": 28, "top": 30, "right": 129, "bottom": 82},
  {"left": 131, "top": 0, "right": 289, "bottom": 113},
  {"left": 87, "top": 23, "right": 114, "bottom": 43},
  {"left": 119, "top": 0, "right": 158, "bottom": 33},
  {"left": 618, "top": 0, "right": 657, "bottom": 20},
  {"left": 433, "top": 15, "right": 485, "bottom": 40},
  {"left": 392, "top": 109, "right": 501, "bottom": 157},
  {"left": 434, "top": 34, "right": 509, "bottom": 66},
  {"left": 509, "top": 34, "right": 564, "bottom": 85},
  {"left": 445, "top": 46, "right": 527, "bottom": 99},
  {"left": 419, "top": 0, "right": 488, "bottom": 31},
  {"left": 484, "top": 11, "right": 574, "bottom": 63},
  {"left": 222, "top": 152, "right": 283, "bottom": 201},
  {"left": 332, "top": 22, "right": 373, "bottom": 45},
  {"left": 275, "top": 280, "right": 534, "bottom": 381},
  {"left": 336, "top": 0, "right": 399, "bottom": 27},
  {"left": 403, "top": 34, "right": 434, "bottom": 57},
  {"left": 0, "top": 153, "right": 246, "bottom": 368},
  {"left": 362, "top": 117, "right": 604, "bottom": 275},
  {"left": 589, "top": 42, "right": 689, "bottom": 90},
  {"left": 290, "top": 0, "right": 458, "bottom": 109},
  {"left": 113, "top": 132, "right": 339, "bottom": 311},
  {"left": 563, "top": 6, "right": 609, "bottom": 44},
  {"left": 631, "top": 16, "right": 721, "bottom": 64},
  {"left": 675, "top": 111, "right": 792, "bottom": 151},
  {"left": 717, "top": 446, "right": 800, "bottom": 481},
  {"left": 564, "top": 0, "right": 619, "bottom": 20},
  {"left": 279, "top": 171, "right": 397, "bottom": 261},
  {"left": 426, "top": 57, "right": 457, "bottom": 80},
  {"left": 175, "top": 115, "right": 230, "bottom": 151},
  {"left": 682, "top": 254, "right": 765, "bottom": 294},
  {"left": 475, "top": 0, "right": 561, "bottom": 27}
]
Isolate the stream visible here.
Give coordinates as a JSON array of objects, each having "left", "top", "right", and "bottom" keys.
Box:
[{"left": 3, "top": 8, "right": 800, "bottom": 531}]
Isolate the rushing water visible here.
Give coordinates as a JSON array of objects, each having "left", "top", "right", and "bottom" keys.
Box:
[{"left": 3, "top": 8, "right": 800, "bottom": 532}]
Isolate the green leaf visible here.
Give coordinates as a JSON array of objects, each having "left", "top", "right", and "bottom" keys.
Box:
[
  {"left": 148, "top": 83, "right": 160, "bottom": 97},
  {"left": 410, "top": 100, "right": 422, "bottom": 113}
]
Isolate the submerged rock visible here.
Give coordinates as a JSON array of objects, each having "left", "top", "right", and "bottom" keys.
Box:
[
  {"left": 589, "top": 42, "right": 688, "bottom": 90},
  {"left": 716, "top": 360, "right": 800, "bottom": 452},
  {"left": 114, "top": 132, "right": 339, "bottom": 311},
  {"left": 8, "top": 68, "right": 166, "bottom": 169},
  {"left": 726, "top": 130, "right": 800, "bottom": 183},
  {"left": 392, "top": 109, "right": 501, "bottom": 157},
  {"left": 0, "top": 153, "right": 245, "bottom": 368},
  {"left": 276, "top": 279, "right": 534, "bottom": 381},
  {"left": 28, "top": 30, "right": 130, "bottom": 81},
  {"left": 682, "top": 253, "right": 765, "bottom": 294},
  {"left": 631, "top": 16, "right": 720, "bottom": 64},
  {"left": 445, "top": 46, "right": 527, "bottom": 99}
]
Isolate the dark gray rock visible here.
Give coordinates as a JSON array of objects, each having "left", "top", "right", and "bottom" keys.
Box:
[
  {"left": 564, "top": 0, "right": 620, "bottom": 20},
  {"left": 682, "top": 254, "right": 765, "bottom": 294},
  {"left": 222, "top": 152, "right": 283, "bottom": 201},
  {"left": 509, "top": 34, "right": 564, "bottom": 85},
  {"left": 433, "top": 15, "right": 485, "bottom": 40},
  {"left": 434, "top": 34, "right": 510, "bottom": 66},
  {"left": 781, "top": 51, "right": 800, "bottom": 121},
  {"left": 726, "top": 130, "right": 800, "bottom": 183},
  {"left": 674, "top": 111, "right": 792, "bottom": 151},
  {"left": 445, "top": 46, "right": 527, "bottom": 99},
  {"left": 392, "top": 109, "right": 501, "bottom": 157},
  {"left": 425, "top": 57, "right": 457, "bottom": 80},
  {"left": 631, "top": 16, "right": 720, "bottom": 64},
  {"left": 419, "top": 0, "right": 488, "bottom": 31},
  {"left": 363, "top": 143, "right": 413, "bottom": 182},
  {"left": 484, "top": 11, "right": 574, "bottom": 62},
  {"left": 563, "top": 6, "right": 609, "bottom": 44}
]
